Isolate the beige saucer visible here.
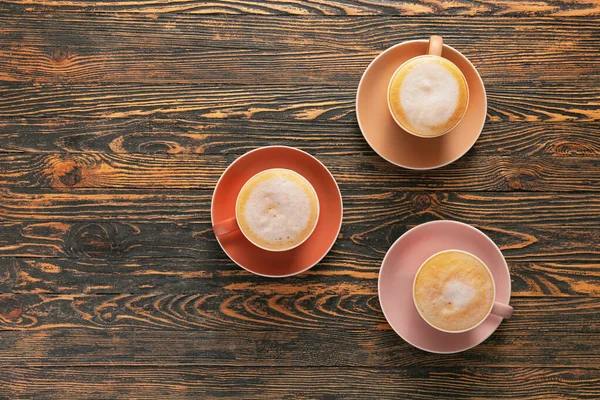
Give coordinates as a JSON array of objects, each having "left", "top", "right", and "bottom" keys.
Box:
[{"left": 356, "top": 40, "right": 487, "bottom": 170}]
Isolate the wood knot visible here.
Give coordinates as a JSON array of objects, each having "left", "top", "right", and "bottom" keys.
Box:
[
  {"left": 550, "top": 141, "right": 596, "bottom": 156},
  {"left": 0, "top": 294, "right": 22, "bottom": 321},
  {"left": 138, "top": 140, "right": 185, "bottom": 154},
  {"left": 43, "top": 155, "right": 93, "bottom": 188},
  {"left": 101, "top": 312, "right": 115, "bottom": 322},
  {"left": 64, "top": 223, "right": 130, "bottom": 259},
  {"left": 51, "top": 47, "right": 70, "bottom": 64},
  {"left": 57, "top": 161, "right": 82, "bottom": 186},
  {"left": 413, "top": 193, "right": 432, "bottom": 212},
  {"left": 507, "top": 167, "right": 536, "bottom": 190}
]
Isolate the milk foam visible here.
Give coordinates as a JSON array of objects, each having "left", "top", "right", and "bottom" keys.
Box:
[
  {"left": 441, "top": 280, "right": 476, "bottom": 309},
  {"left": 237, "top": 169, "right": 319, "bottom": 251},
  {"left": 389, "top": 56, "right": 468, "bottom": 137},
  {"left": 414, "top": 251, "right": 494, "bottom": 332}
]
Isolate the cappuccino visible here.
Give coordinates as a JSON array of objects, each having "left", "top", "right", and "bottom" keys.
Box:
[
  {"left": 414, "top": 250, "right": 494, "bottom": 332},
  {"left": 388, "top": 56, "right": 469, "bottom": 137},
  {"left": 236, "top": 169, "right": 319, "bottom": 251}
]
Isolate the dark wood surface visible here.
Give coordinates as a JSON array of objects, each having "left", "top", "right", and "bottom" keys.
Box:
[{"left": 1, "top": 1, "right": 599, "bottom": 398}]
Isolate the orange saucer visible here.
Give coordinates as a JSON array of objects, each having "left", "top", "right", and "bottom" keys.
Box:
[
  {"left": 211, "top": 146, "right": 343, "bottom": 277},
  {"left": 356, "top": 40, "right": 487, "bottom": 170}
]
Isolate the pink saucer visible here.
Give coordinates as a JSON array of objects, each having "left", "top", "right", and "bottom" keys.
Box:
[
  {"left": 356, "top": 40, "right": 487, "bottom": 170},
  {"left": 211, "top": 146, "right": 343, "bottom": 277},
  {"left": 378, "top": 220, "right": 511, "bottom": 353}
]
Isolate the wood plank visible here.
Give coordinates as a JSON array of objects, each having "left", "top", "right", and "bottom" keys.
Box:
[
  {"left": 1, "top": 367, "right": 597, "bottom": 399},
  {"left": 2, "top": 256, "right": 599, "bottom": 297},
  {"left": 1, "top": 15, "right": 598, "bottom": 85},
  {"left": 2, "top": 189, "right": 599, "bottom": 227},
  {"left": 0, "top": 295, "right": 597, "bottom": 371},
  {"left": 0, "top": 292, "right": 598, "bottom": 334},
  {"left": 2, "top": 217, "right": 598, "bottom": 262},
  {"left": 2, "top": 0, "right": 600, "bottom": 16},
  {"left": 3, "top": 218, "right": 596, "bottom": 268},
  {"left": 0, "top": 329, "right": 598, "bottom": 368},
  {"left": 0, "top": 214, "right": 600, "bottom": 260},
  {"left": 1, "top": 119, "right": 600, "bottom": 157},
  {"left": 1, "top": 191, "right": 599, "bottom": 265},
  {"left": 1, "top": 153, "right": 599, "bottom": 191},
  {"left": 0, "top": 83, "right": 598, "bottom": 122}
]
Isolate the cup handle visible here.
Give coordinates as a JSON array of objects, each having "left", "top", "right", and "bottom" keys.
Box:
[
  {"left": 427, "top": 35, "right": 443, "bottom": 57},
  {"left": 213, "top": 217, "right": 239, "bottom": 237},
  {"left": 490, "top": 301, "right": 513, "bottom": 319}
]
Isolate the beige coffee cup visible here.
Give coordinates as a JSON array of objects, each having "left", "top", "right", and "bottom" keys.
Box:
[{"left": 388, "top": 36, "right": 470, "bottom": 138}]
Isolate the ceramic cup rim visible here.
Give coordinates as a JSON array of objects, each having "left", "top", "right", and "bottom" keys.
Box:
[
  {"left": 412, "top": 248, "right": 497, "bottom": 334},
  {"left": 387, "top": 54, "right": 470, "bottom": 139},
  {"left": 356, "top": 39, "right": 487, "bottom": 170},
  {"left": 211, "top": 145, "right": 344, "bottom": 278},
  {"left": 234, "top": 167, "right": 321, "bottom": 252}
]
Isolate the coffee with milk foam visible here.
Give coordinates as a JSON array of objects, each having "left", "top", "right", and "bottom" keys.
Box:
[
  {"left": 236, "top": 169, "right": 319, "bottom": 251},
  {"left": 414, "top": 250, "right": 494, "bottom": 332},
  {"left": 389, "top": 56, "right": 469, "bottom": 137}
]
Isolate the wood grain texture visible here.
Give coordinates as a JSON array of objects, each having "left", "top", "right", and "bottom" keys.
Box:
[
  {"left": 4, "top": 0, "right": 600, "bottom": 16},
  {"left": 1, "top": 213, "right": 599, "bottom": 289},
  {"left": 2, "top": 256, "right": 599, "bottom": 297},
  {"left": 1, "top": 3, "right": 599, "bottom": 397},
  {"left": 1, "top": 153, "right": 599, "bottom": 191},
  {"left": 0, "top": 293, "right": 598, "bottom": 334},
  {"left": 0, "top": 83, "right": 598, "bottom": 122},
  {"left": 2, "top": 188, "right": 600, "bottom": 226},
  {"left": 2, "top": 0, "right": 600, "bottom": 17},
  {"left": 0, "top": 15, "right": 598, "bottom": 84},
  {"left": 0, "top": 326, "right": 599, "bottom": 379},
  {"left": 0, "top": 294, "right": 597, "bottom": 373},
  {"left": 1, "top": 191, "right": 599, "bottom": 266},
  {"left": 1, "top": 367, "right": 597, "bottom": 399},
  {"left": 0, "top": 328, "right": 598, "bottom": 368},
  {"left": 2, "top": 219, "right": 599, "bottom": 263},
  {"left": 1, "top": 119, "right": 600, "bottom": 157}
]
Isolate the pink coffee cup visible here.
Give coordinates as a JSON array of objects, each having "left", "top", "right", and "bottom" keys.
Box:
[{"left": 413, "top": 249, "right": 513, "bottom": 334}]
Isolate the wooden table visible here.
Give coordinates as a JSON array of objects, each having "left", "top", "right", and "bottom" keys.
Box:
[{"left": 1, "top": 1, "right": 599, "bottom": 398}]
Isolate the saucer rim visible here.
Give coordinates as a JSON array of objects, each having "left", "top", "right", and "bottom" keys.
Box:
[
  {"left": 356, "top": 40, "right": 488, "bottom": 170},
  {"left": 211, "top": 145, "right": 344, "bottom": 278},
  {"left": 377, "top": 220, "right": 512, "bottom": 354}
]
